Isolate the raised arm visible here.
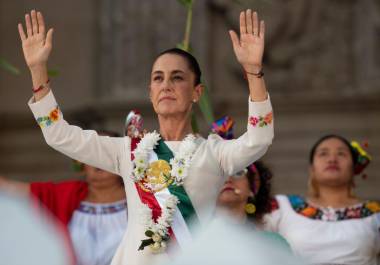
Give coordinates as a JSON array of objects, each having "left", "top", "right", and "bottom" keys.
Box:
[
  {"left": 210, "top": 10, "right": 273, "bottom": 176},
  {"left": 18, "top": 10, "right": 127, "bottom": 175},
  {"left": 229, "top": 9, "right": 267, "bottom": 102}
]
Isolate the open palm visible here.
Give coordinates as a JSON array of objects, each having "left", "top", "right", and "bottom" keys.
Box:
[
  {"left": 229, "top": 10, "right": 265, "bottom": 73},
  {"left": 18, "top": 10, "right": 53, "bottom": 68}
]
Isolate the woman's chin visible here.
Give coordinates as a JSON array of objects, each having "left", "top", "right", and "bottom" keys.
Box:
[
  {"left": 316, "top": 175, "right": 351, "bottom": 187},
  {"left": 217, "top": 194, "right": 242, "bottom": 205},
  {"left": 157, "top": 106, "right": 187, "bottom": 116}
]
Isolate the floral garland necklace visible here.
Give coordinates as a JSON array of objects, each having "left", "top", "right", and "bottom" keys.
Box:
[{"left": 132, "top": 131, "right": 197, "bottom": 252}]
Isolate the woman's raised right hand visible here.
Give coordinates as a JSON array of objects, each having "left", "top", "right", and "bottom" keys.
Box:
[{"left": 18, "top": 10, "right": 53, "bottom": 70}]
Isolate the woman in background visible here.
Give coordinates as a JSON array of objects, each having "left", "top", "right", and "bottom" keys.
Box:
[
  {"left": 264, "top": 134, "right": 380, "bottom": 265},
  {"left": 214, "top": 116, "right": 289, "bottom": 248},
  {"left": 0, "top": 130, "right": 127, "bottom": 265}
]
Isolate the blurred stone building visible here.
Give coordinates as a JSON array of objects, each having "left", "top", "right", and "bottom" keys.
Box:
[{"left": 0, "top": 0, "right": 379, "bottom": 199}]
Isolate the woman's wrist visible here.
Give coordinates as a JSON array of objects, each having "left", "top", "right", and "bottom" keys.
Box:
[
  {"left": 30, "top": 64, "right": 48, "bottom": 75},
  {"left": 243, "top": 64, "right": 262, "bottom": 74},
  {"left": 30, "top": 64, "right": 49, "bottom": 89}
]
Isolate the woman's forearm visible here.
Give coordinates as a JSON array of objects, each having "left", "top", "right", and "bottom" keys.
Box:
[
  {"left": 30, "top": 64, "right": 50, "bottom": 102},
  {"left": 247, "top": 74, "right": 267, "bottom": 102}
]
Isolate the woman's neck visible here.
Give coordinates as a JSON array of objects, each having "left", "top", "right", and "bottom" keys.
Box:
[
  {"left": 158, "top": 113, "right": 193, "bottom": 141},
  {"left": 217, "top": 202, "right": 247, "bottom": 224},
  {"left": 85, "top": 183, "right": 125, "bottom": 203},
  {"left": 308, "top": 185, "right": 359, "bottom": 208}
]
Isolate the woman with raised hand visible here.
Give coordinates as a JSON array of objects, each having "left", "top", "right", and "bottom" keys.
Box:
[
  {"left": 18, "top": 9, "right": 273, "bottom": 265},
  {"left": 264, "top": 135, "right": 380, "bottom": 265}
]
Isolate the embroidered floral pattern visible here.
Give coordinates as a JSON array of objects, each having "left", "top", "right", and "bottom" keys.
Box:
[
  {"left": 36, "top": 106, "right": 60, "bottom": 128},
  {"left": 77, "top": 200, "right": 127, "bottom": 215},
  {"left": 288, "top": 195, "right": 380, "bottom": 221},
  {"left": 249, "top": 111, "right": 273, "bottom": 128}
]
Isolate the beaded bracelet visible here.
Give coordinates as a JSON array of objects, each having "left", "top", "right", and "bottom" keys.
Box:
[{"left": 32, "top": 79, "right": 50, "bottom": 93}]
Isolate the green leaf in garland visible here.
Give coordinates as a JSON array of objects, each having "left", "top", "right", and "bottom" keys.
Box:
[
  {"left": 138, "top": 238, "right": 154, "bottom": 251},
  {"left": 177, "top": 0, "right": 193, "bottom": 9},
  {"left": 145, "top": 230, "right": 154, "bottom": 237},
  {"left": 0, "top": 58, "right": 20, "bottom": 75}
]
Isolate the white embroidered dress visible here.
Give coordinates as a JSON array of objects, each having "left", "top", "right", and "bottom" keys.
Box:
[
  {"left": 29, "top": 90, "right": 274, "bottom": 265},
  {"left": 68, "top": 200, "right": 128, "bottom": 265},
  {"left": 264, "top": 195, "right": 380, "bottom": 265}
]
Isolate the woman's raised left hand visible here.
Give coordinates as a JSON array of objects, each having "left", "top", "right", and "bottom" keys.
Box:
[{"left": 229, "top": 9, "right": 265, "bottom": 74}]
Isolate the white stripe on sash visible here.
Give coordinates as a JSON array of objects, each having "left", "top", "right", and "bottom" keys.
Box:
[{"left": 149, "top": 151, "right": 193, "bottom": 249}]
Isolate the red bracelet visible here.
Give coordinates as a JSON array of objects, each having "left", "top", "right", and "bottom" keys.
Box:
[
  {"left": 244, "top": 69, "right": 264, "bottom": 78},
  {"left": 32, "top": 79, "right": 50, "bottom": 93}
]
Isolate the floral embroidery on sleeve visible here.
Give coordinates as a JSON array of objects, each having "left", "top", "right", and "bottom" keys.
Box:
[
  {"left": 249, "top": 111, "right": 273, "bottom": 127},
  {"left": 36, "top": 106, "right": 60, "bottom": 128}
]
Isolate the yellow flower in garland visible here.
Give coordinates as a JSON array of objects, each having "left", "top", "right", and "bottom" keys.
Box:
[{"left": 365, "top": 201, "right": 380, "bottom": 213}]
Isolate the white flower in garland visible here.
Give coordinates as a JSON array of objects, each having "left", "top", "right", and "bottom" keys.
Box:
[
  {"left": 140, "top": 204, "right": 154, "bottom": 228},
  {"left": 170, "top": 134, "right": 197, "bottom": 185},
  {"left": 131, "top": 132, "right": 198, "bottom": 252},
  {"left": 132, "top": 131, "right": 161, "bottom": 181},
  {"left": 138, "top": 195, "right": 179, "bottom": 252},
  {"left": 132, "top": 132, "right": 197, "bottom": 185}
]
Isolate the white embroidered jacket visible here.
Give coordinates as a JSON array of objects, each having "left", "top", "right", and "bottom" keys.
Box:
[{"left": 29, "top": 90, "right": 274, "bottom": 265}]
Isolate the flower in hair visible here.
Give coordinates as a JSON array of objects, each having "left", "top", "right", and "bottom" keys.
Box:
[{"left": 350, "top": 140, "right": 372, "bottom": 176}]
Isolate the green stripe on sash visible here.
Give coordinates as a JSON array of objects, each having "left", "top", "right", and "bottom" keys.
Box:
[{"left": 155, "top": 139, "right": 199, "bottom": 226}]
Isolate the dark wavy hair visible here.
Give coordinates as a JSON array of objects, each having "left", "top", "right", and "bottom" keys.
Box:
[
  {"left": 155, "top": 48, "right": 202, "bottom": 86},
  {"left": 246, "top": 161, "right": 273, "bottom": 223}
]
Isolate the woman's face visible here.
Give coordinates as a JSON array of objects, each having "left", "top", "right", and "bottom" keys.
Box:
[
  {"left": 218, "top": 171, "right": 254, "bottom": 207},
  {"left": 83, "top": 164, "right": 121, "bottom": 189},
  {"left": 310, "top": 138, "right": 354, "bottom": 188},
  {"left": 150, "top": 54, "right": 202, "bottom": 117}
]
